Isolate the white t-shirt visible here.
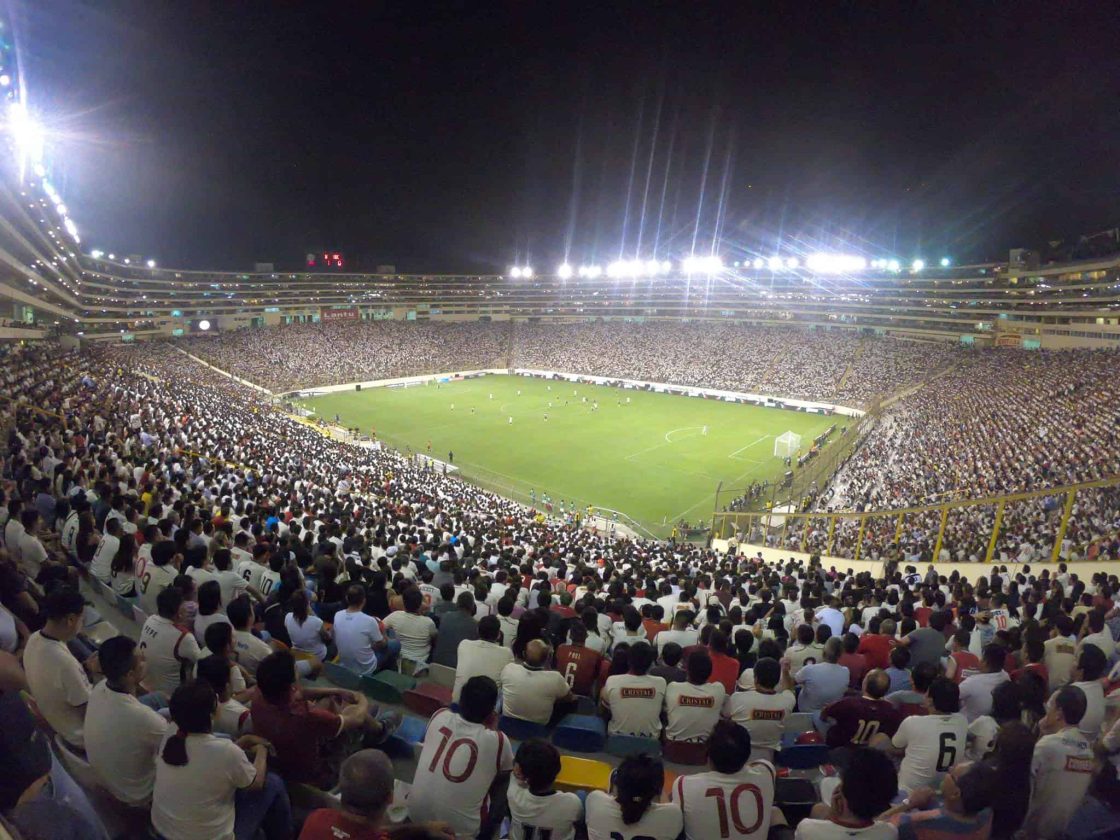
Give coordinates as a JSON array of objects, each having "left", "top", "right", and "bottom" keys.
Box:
[
  {"left": 655, "top": 628, "right": 699, "bottom": 655},
  {"left": 85, "top": 681, "right": 169, "bottom": 805},
  {"left": 723, "top": 689, "right": 797, "bottom": 756},
  {"left": 966, "top": 715, "right": 999, "bottom": 762},
  {"left": 507, "top": 778, "right": 583, "bottom": 840},
  {"left": 1043, "top": 636, "right": 1077, "bottom": 691},
  {"left": 892, "top": 712, "right": 968, "bottom": 792},
  {"left": 140, "top": 614, "right": 202, "bottom": 696},
  {"left": 500, "top": 663, "right": 571, "bottom": 725},
  {"left": 19, "top": 532, "right": 49, "bottom": 568},
  {"left": 139, "top": 562, "right": 179, "bottom": 616},
  {"left": 285, "top": 613, "right": 328, "bottom": 660},
  {"left": 407, "top": 708, "right": 514, "bottom": 838},
  {"left": 232, "top": 629, "right": 273, "bottom": 674},
  {"left": 665, "top": 680, "right": 726, "bottom": 743},
  {"left": 1025, "top": 727, "right": 1094, "bottom": 839},
  {"left": 23, "top": 630, "right": 92, "bottom": 747},
  {"left": 0, "top": 604, "right": 19, "bottom": 653},
  {"left": 602, "top": 673, "right": 667, "bottom": 737},
  {"left": 214, "top": 697, "right": 252, "bottom": 739},
  {"left": 454, "top": 639, "right": 514, "bottom": 702},
  {"left": 61, "top": 511, "right": 81, "bottom": 556},
  {"left": 671, "top": 761, "right": 776, "bottom": 840},
  {"left": 2, "top": 519, "right": 24, "bottom": 561},
  {"left": 1071, "top": 680, "right": 1105, "bottom": 740},
  {"left": 236, "top": 558, "right": 264, "bottom": 591},
  {"left": 151, "top": 732, "right": 257, "bottom": 840},
  {"left": 793, "top": 818, "right": 898, "bottom": 840},
  {"left": 215, "top": 569, "right": 249, "bottom": 607},
  {"left": 384, "top": 610, "right": 438, "bottom": 662},
  {"left": 586, "top": 791, "right": 683, "bottom": 840},
  {"left": 958, "top": 671, "right": 1010, "bottom": 722},
  {"left": 333, "top": 608, "right": 384, "bottom": 674},
  {"left": 257, "top": 568, "right": 281, "bottom": 598},
  {"left": 194, "top": 612, "right": 232, "bottom": 645},
  {"left": 91, "top": 533, "right": 121, "bottom": 582}
]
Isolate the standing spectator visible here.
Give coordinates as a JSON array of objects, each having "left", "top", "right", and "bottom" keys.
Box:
[
  {"left": 665, "top": 651, "right": 726, "bottom": 743},
  {"left": 501, "top": 639, "right": 574, "bottom": 726},
  {"left": 383, "top": 587, "right": 438, "bottom": 668},
  {"left": 670, "top": 721, "right": 778, "bottom": 840},
  {"left": 723, "top": 657, "right": 796, "bottom": 762},
  {"left": 507, "top": 740, "right": 584, "bottom": 840},
  {"left": 1023, "top": 685, "right": 1094, "bottom": 839},
  {"left": 407, "top": 676, "right": 513, "bottom": 840},
  {"left": 22, "top": 586, "right": 92, "bottom": 749},
  {"left": 454, "top": 615, "right": 514, "bottom": 702},
  {"left": 586, "top": 754, "right": 683, "bottom": 840},
  {"left": 601, "top": 641, "right": 668, "bottom": 737},
  {"left": 431, "top": 591, "right": 478, "bottom": 668}
]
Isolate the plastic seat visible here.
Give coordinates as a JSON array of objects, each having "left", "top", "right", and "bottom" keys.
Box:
[
  {"left": 426, "top": 662, "right": 457, "bottom": 688},
  {"left": 573, "top": 695, "right": 598, "bottom": 715},
  {"left": 606, "top": 733, "right": 661, "bottom": 758},
  {"left": 54, "top": 734, "right": 100, "bottom": 791},
  {"left": 775, "top": 744, "right": 830, "bottom": 769},
  {"left": 83, "top": 620, "right": 120, "bottom": 645},
  {"left": 20, "top": 691, "right": 54, "bottom": 736},
  {"left": 664, "top": 739, "right": 709, "bottom": 765},
  {"left": 323, "top": 661, "right": 363, "bottom": 691},
  {"left": 498, "top": 715, "right": 550, "bottom": 741},
  {"left": 403, "top": 683, "right": 452, "bottom": 717},
  {"left": 551, "top": 714, "right": 607, "bottom": 753},
  {"left": 775, "top": 776, "right": 821, "bottom": 825},
  {"left": 784, "top": 712, "right": 815, "bottom": 735},
  {"left": 114, "top": 593, "right": 137, "bottom": 619},
  {"left": 360, "top": 669, "right": 417, "bottom": 704},
  {"left": 555, "top": 755, "right": 612, "bottom": 793},
  {"left": 394, "top": 715, "right": 430, "bottom": 745},
  {"left": 131, "top": 604, "right": 147, "bottom": 626}
]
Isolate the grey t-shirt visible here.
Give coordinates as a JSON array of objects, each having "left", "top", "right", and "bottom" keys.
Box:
[{"left": 906, "top": 627, "right": 946, "bottom": 669}]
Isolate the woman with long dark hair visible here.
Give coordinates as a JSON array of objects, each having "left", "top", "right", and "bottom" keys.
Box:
[
  {"left": 586, "top": 754, "right": 682, "bottom": 840},
  {"left": 283, "top": 589, "right": 331, "bottom": 661}
]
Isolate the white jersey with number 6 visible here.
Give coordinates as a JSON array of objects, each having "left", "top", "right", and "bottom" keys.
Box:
[
  {"left": 891, "top": 712, "right": 968, "bottom": 792},
  {"left": 507, "top": 778, "right": 583, "bottom": 840},
  {"left": 407, "top": 708, "right": 514, "bottom": 839},
  {"left": 671, "top": 761, "right": 776, "bottom": 840}
]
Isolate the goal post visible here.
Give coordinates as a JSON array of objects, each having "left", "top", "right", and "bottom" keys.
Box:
[{"left": 774, "top": 431, "right": 802, "bottom": 458}]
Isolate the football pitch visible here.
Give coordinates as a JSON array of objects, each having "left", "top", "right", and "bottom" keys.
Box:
[{"left": 302, "top": 376, "right": 836, "bottom": 538}]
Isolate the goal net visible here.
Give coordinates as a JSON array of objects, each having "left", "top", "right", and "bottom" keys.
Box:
[{"left": 774, "top": 431, "right": 802, "bottom": 458}]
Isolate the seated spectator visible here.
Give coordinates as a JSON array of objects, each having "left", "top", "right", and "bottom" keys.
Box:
[
  {"left": 22, "top": 586, "right": 92, "bottom": 749},
  {"left": 1042, "top": 615, "right": 1078, "bottom": 692},
  {"left": 501, "top": 639, "right": 575, "bottom": 725},
  {"left": 897, "top": 611, "right": 948, "bottom": 671},
  {"left": 965, "top": 680, "right": 1021, "bottom": 762},
  {"left": 199, "top": 621, "right": 253, "bottom": 696},
  {"left": 982, "top": 721, "right": 1034, "bottom": 839},
  {"left": 959, "top": 645, "right": 1010, "bottom": 722},
  {"left": 723, "top": 657, "right": 796, "bottom": 761},
  {"left": 152, "top": 680, "right": 290, "bottom": 840},
  {"left": 797, "top": 748, "right": 898, "bottom": 839},
  {"left": 408, "top": 676, "right": 513, "bottom": 839},
  {"left": 85, "top": 635, "right": 170, "bottom": 806},
  {"left": 383, "top": 586, "right": 438, "bottom": 667},
  {"left": 857, "top": 617, "right": 895, "bottom": 671},
  {"left": 555, "top": 622, "right": 605, "bottom": 697},
  {"left": 654, "top": 610, "right": 699, "bottom": 656},
  {"left": 431, "top": 590, "right": 478, "bottom": 668},
  {"left": 586, "top": 754, "right": 683, "bottom": 840},
  {"left": 1024, "top": 685, "right": 1094, "bottom": 838},
  {"left": 650, "top": 641, "right": 686, "bottom": 683},
  {"left": 284, "top": 590, "right": 331, "bottom": 662},
  {"left": 884, "top": 761, "right": 997, "bottom": 840},
  {"left": 228, "top": 594, "right": 280, "bottom": 676},
  {"left": 334, "top": 584, "right": 397, "bottom": 674},
  {"left": 249, "top": 650, "right": 400, "bottom": 790},
  {"left": 139, "top": 539, "right": 182, "bottom": 617},
  {"left": 821, "top": 669, "right": 902, "bottom": 749},
  {"left": 213, "top": 547, "right": 258, "bottom": 606},
  {"left": 786, "top": 624, "right": 824, "bottom": 671},
  {"left": 496, "top": 596, "right": 520, "bottom": 648},
  {"left": 1070, "top": 644, "right": 1107, "bottom": 740},
  {"left": 665, "top": 650, "right": 726, "bottom": 743},
  {"left": 196, "top": 654, "right": 252, "bottom": 738},
  {"left": 839, "top": 632, "right": 869, "bottom": 689},
  {"left": 507, "top": 740, "right": 583, "bottom": 840},
  {"left": 885, "top": 646, "right": 913, "bottom": 695},
  {"left": 193, "top": 579, "right": 231, "bottom": 644},
  {"left": 790, "top": 636, "right": 849, "bottom": 714},
  {"left": 707, "top": 630, "right": 740, "bottom": 694},
  {"left": 670, "top": 720, "right": 780, "bottom": 840},
  {"left": 944, "top": 629, "right": 980, "bottom": 684},
  {"left": 886, "top": 677, "right": 969, "bottom": 793},
  {"left": 601, "top": 640, "right": 668, "bottom": 737},
  {"left": 454, "top": 615, "right": 514, "bottom": 702}
]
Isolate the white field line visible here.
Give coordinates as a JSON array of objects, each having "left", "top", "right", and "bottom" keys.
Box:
[
  {"left": 665, "top": 459, "right": 771, "bottom": 525},
  {"left": 624, "top": 426, "right": 704, "bottom": 463},
  {"left": 728, "top": 434, "right": 773, "bottom": 461}
]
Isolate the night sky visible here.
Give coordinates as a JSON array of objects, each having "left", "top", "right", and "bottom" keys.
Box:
[{"left": 14, "top": 1, "right": 1120, "bottom": 272}]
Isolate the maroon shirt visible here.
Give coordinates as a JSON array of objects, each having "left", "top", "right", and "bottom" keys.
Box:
[{"left": 823, "top": 695, "right": 902, "bottom": 748}]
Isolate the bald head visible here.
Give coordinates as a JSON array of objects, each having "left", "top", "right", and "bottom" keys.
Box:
[
  {"left": 525, "top": 639, "right": 551, "bottom": 666},
  {"left": 338, "top": 749, "right": 394, "bottom": 817},
  {"left": 863, "top": 669, "right": 890, "bottom": 699}
]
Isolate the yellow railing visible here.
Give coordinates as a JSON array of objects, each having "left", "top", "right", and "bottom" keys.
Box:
[{"left": 712, "top": 475, "right": 1120, "bottom": 564}]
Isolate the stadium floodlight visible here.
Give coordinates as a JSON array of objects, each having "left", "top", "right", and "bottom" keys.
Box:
[
  {"left": 645, "top": 259, "right": 661, "bottom": 275},
  {"left": 108, "top": 253, "right": 116, "bottom": 260},
  {"left": 911, "top": 259, "right": 925, "bottom": 272},
  {"left": 146, "top": 259, "right": 157, "bottom": 268},
  {"left": 522, "top": 266, "right": 533, "bottom": 278},
  {"left": 681, "top": 255, "right": 723, "bottom": 274},
  {"left": 805, "top": 253, "right": 867, "bottom": 274},
  {"left": 940, "top": 257, "right": 951, "bottom": 267},
  {"left": 785, "top": 257, "right": 800, "bottom": 269},
  {"left": 90, "top": 249, "right": 103, "bottom": 259},
  {"left": 63, "top": 217, "right": 79, "bottom": 243},
  {"left": 557, "top": 262, "right": 573, "bottom": 279},
  {"left": 767, "top": 256, "right": 783, "bottom": 270},
  {"left": 887, "top": 259, "right": 901, "bottom": 272},
  {"left": 0, "top": 75, "right": 10, "bottom": 88},
  {"left": 123, "top": 257, "right": 130, "bottom": 264},
  {"left": 198, "top": 320, "right": 211, "bottom": 331},
  {"left": 752, "top": 258, "right": 764, "bottom": 269},
  {"left": 587, "top": 264, "right": 602, "bottom": 278},
  {"left": 7, "top": 102, "right": 45, "bottom": 177},
  {"left": 509, "top": 267, "right": 523, "bottom": 278},
  {"left": 660, "top": 260, "right": 672, "bottom": 273}
]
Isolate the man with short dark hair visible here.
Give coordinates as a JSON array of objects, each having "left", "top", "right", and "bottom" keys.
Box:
[
  {"left": 958, "top": 644, "right": 1010, "bottom": 722},
  {"left": 507, "top": 739, "right": 583, "bottom": 840},
  {"left": 140, "top": 584, "right": 202, "bottom": 696},
  {"left": 884, "top": 761, "right": 996, "bottom": 840},
  {"left": 723, "top": 656, "right": 796, "bottom": 761},
  {"left": 665, "top": 650, "right": 725, "bottom": 743},
  {"left": 601, "top": 640, "right": 667, "bottom": 737},
  {"left": 555, "top": 622, "right": 604, "bottom": 696},
  {"left": 334, "top": 584, "right": 396, "bottom": 674},
  {"left": 798, "top": 748, "right": 898, "bottom": 839},
  {"left": 887, "top": 676, "right": 968, "bottom": 793},
  {"left": 384, "top": 586, "right": 438, "bottom": 666},
  {"left": 1024, "top": 685, "right": 1093, "bottom": 838},
  {"left": 454, "top": 615, "right": 514, "bottom": 702},
  {"left": 431, "top": 590, "right": 478, "bottom": 668}
]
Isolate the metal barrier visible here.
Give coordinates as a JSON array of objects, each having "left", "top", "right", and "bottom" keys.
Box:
[{"left": 712, "top": 475, "right": 1120, "bottom": 564}]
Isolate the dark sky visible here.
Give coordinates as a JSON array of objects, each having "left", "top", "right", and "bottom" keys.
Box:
[{"left": 13, "top": 1, "right": 1120, "bottom": 272}]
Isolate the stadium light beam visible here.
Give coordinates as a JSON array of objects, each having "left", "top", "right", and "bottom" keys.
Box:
[
  {"left": 508, "top": 267, "right": 522, "bottom": 279},
  {"left": 90, "top": 249, "right": 103, "bottom": 259},
  {"left": 681, "top": 255, "right": 723, "bottom": 274},
  {"left": 146, "top": 259, "right": 157, "bottom": 268},
  {"left": 557, "top": 263, "right": 573, "bottom": 279},
  {"left": 940, "top": 257, "right": 951, "bottom": 267},
  {"left": 911, "top": 259, "right": 925, "bottom": 271}
]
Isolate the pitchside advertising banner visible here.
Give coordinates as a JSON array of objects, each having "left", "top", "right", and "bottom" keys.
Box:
[{"left": 320, "top": 307, "right": 360, "bottom": 322}]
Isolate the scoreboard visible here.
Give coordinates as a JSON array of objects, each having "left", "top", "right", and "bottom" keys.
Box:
[{"left": 306, "top": 251, "right": 345, "bottom": 269}]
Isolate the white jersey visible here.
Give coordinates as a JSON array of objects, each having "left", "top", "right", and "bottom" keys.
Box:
[
  {"left": 1025, "top": 727, "right": 1094, "bottom": 839},
  {"left": 891, "top": 712, "right": 968, "bottom": 792},
  {"left": 793, "top": 818, "right": 898, "bottom": 840},
  {"left": 138, "top": 562, "right": 179, "bottom": 616},
  {"left": 407, "top": 708, "right": 514, "bottom": 839},
  {"left": 586, "top": 791, "right": 683, "bottom": 840},
  {"left": 602, "top": 674, "right": 667, "bottom": 737},
  {"left": 671, "top": 762, "right": 776, "bottom": 840},
  {"left": 139, "top": 614, "right": 202, "bottom": 696},
  {"left": 665, "top": 681, "right": 726, "bottom": 743},
  {"left": 60, "top": 511, "right": 80, "bottom": 556},
  {"left": 507, "top": 778, "right": 583, "bottom": 840},
  {"left": 723, "top": 690, "right": 796, "bottom": 756},
  {"left": 257, "top": 568, "right": 281, "bottom": 598}
]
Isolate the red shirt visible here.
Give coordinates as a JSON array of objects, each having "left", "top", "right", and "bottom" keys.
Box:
[
  {"left": 708, "top": 651, "right": 740, "bottom": 694},
  {"left": 838, "top": 652, "right": 868, "bottom": 689},
  {"left": 857, "top": 633, "right": 893, "bottom": 670},
  {"left": 949, "top": 651, "right": 980, "bottom": 683},
  {"left": 248, "top": 688, "right": 343, "bottom": 787},
  {"left": 555, "top": 644, "right": 603, "bottom": 697},
  {"left": 298, "top": 809, "right": 388, "bottom": 840},
  {"left": 1010, "top": 661, "right": 1048, "bottom": 687},
  {"left": 914, "top": 607, "right": 933, "bottom": 628},
  {"left": 642, "top": 619, "right": 667, "bottom": 642},
  {"left": 823, "top": 696, "right": 903, "bottom": 748}
]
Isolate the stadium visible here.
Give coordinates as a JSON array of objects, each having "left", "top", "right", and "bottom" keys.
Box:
[{"left": 1, "top": 4, "right": 1119, "bottom": 840}]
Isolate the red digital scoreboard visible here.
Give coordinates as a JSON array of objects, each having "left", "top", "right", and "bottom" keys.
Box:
[{"left": 306, "top": 251, "right": 344, "bottom": 269}]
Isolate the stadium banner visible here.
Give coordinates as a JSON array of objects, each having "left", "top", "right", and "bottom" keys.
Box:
[
  {"left": 320, "top": 307, "right": 360, "bottom": 322},
  {"left": 995, "top": 333, "right": 1022, "bottom": 348}
]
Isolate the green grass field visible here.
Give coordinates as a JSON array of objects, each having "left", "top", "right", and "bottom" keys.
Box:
[{"left": 303, "top": 376, "right": 835, "bottom": 538}]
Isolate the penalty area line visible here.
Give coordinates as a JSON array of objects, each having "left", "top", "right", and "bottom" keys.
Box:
[{"left": 728, "top": 434, "right": 772, "bottom": 460}]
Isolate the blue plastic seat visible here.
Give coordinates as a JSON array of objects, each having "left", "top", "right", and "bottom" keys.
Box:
[
  {"left": 552, "top": 714, "right": 607, "bottom": 752},
  {"left": 498, "top": 715, "right": 550, "bottom": 741},
  {"left": 606, "top": 733, "right": 661, "bottom": 757}
]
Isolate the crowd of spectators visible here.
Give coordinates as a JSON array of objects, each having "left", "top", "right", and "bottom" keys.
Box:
[{"left": 0, "top": 337, "right": 1118, "bottom": 839}]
